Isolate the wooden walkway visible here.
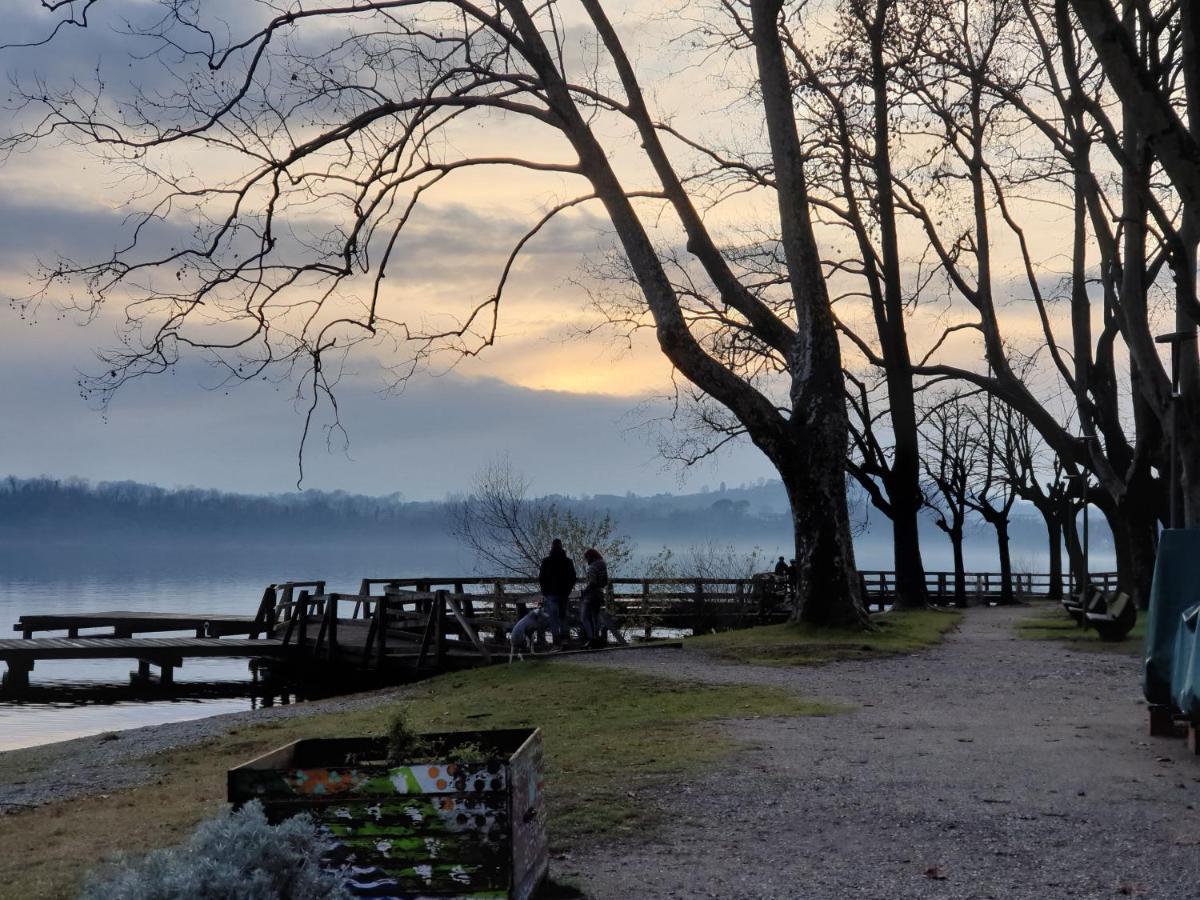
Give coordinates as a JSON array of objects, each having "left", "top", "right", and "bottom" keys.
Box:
[{"left": 2, "top": 570, "right": 1115, "bottom": 693}]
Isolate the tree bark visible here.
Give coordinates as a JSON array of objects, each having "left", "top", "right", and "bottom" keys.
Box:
[
  {"left": 1041, "top": 512, "right": 1064, "bottom": 602},
  {"left": 867, "top": 14, "right": 929, "bottom": 610},
  {"left": 950, "top": 527, "right": 967, "bottom": 609},
  {"left": 995, "top": 518, "right": 1015, "bottom": 605},
  {"left": 750, "top": 0, "right": 869, "bottom": 627}
]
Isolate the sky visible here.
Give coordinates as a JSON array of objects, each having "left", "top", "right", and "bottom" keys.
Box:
[
  {"left": 0, "top": 0, "right": 1143, "bottom": 502},
  {"left": 0, "top": 1, "right": 789, "bottom": 499}
]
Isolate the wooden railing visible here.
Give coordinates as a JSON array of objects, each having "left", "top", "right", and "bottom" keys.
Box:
[{"left": 253, "top": 572, "right": 1123, "bottom": 666}]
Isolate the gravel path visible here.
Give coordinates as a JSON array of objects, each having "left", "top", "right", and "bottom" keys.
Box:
[
  {"left": 562, "top": 606, "right": 1200, "bottom": 900},
  {"left": 2, "top": 606, "right": 1196, "bottom": 899}
]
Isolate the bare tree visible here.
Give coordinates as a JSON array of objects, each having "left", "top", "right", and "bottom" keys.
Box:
[
  {"left": 997, "top": 407, "right": 1071, "bottom": 601},
  {"left": 784, "top": 0, "right": 936, "bottom": 610},
  {"left": 449, "top": 457, "right": 630, "bottom": 580},
  {"left": 920, "top": 391, "right": 980, "bottom": 608},
  {"left": 3, "top": 0, "right": 870, "bottom": 625}
]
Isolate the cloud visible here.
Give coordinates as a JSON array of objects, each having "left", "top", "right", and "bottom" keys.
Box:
[{"left": 0, "top": 311, "right": 776, "bottom": 498}]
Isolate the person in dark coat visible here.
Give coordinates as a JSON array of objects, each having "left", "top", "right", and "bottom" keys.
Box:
[
  {"left": 774, "top": 556, "right": 788, "bottom": 577},
  {"left": 580, "top": 547, "right": 609, "bottom": 649},
  {"left": 538, "top": 539, "right": 577, "bottom": 649}
]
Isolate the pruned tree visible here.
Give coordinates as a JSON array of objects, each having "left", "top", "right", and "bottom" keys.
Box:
[
  {"left": 966, "top": 394, "right": 1021, "bottom": 605},
  {"left": 3, "top": 0, "right": 870, "bottom": 626},
  {"left": 919, "top": 391, "right": 979, "bottom": 608},
  {"left": 997, "top": 406, "right": 1072, "bottom": 601}
]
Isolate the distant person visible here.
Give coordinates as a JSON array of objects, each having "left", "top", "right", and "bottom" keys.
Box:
[
  {"left": 774, "top": 556, "right": 788, "bottom": 577},
  {"left": 538, "top": 539, "right": 577, "bottom": 650},
  {"left": 580, "top": 548, "right": 609, "bottom": 649}
]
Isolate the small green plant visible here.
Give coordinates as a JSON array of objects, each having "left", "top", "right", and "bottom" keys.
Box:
[
  {"left": 385, "top": 709, "right": 432, "bottom": 764},
  {"left": 78, "top": 800, "right": 350, "bottom": 900},
  {"left": 444, "top": 740, "right": 490, "bottom": 764}
]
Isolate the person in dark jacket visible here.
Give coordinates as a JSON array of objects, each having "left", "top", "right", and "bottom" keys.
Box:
[
  {"left": 538, "top": 539, "right": 577, "bottom": 649},
  {"left": 580, "top": 547, "right": 609, "bottom": 649},
  {"left": 774, "top": 556, "right": 788, "bottom": 577}
]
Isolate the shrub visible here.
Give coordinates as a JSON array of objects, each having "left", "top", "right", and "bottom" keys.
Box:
[{"left": 79, "top": 800, "right": 351, "bottom": 900}]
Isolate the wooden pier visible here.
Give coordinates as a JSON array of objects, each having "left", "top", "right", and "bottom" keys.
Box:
[
  {"left": 1, "top": 570, "right": 1115, "bottom": 693},
  {"left": 0, "top": 637, "right": 289, "bottom": 690}
]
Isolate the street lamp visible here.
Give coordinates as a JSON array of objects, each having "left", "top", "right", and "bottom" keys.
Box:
[{"left": 1155, "top": 329, "right": 1197, "bottom": 529}]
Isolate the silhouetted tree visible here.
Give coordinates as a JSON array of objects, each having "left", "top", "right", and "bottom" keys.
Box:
[{"left": 3, "top": 1, "right": 870, "bottom": 625}]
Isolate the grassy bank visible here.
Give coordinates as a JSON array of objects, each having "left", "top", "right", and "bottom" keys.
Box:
[
  {"left": 1016, "top": 603, "right": 1146, "bottom": 654},
  {"left": 688, "top": 608, "right": 963, "bottom": 666},
  {"left": 0, "top": 660, "right": 833, "bottom": 900}
]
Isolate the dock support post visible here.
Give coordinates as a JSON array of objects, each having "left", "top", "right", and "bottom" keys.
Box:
[{"left": 2, "top": 659, "right": 32, "bottom": 692}]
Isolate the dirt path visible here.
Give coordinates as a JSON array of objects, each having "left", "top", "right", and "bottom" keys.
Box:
[{"left": 563, "top": 606, "right": 1200, "bottom": 900}]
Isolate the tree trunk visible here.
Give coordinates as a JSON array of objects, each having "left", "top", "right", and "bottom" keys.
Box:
[
  {"left": 1118, "top": 487, "right": 1160, "bottom": 609},
  {"left": 750, "top": 0, "right": 868, "bottom": 629},
  {"left": 868, "top": 23, "right": 929, "bottom": 610},
  {"left": 994, "top": 518, "right": 1016, "bottom": 605},
  {"left": 1044, "top": 515, "right": 1064, "bottom": 602},
  {"left": 1063, "top": 500, "right": 1086, "bottom": 595},
  {"left": 782, "top": 463, "right": 869, "bottom": 628},
  {"left": 950, "top": 527, "right": 967, "bottom": 609}
]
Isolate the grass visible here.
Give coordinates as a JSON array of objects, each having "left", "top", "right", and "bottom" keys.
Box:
[
  {"left": 1016, "top": 602, "right": 1146, "bottom": 654},
  {"left": 0, "top": 661, "right": 833, "bottom": 900},
  {"left": 688, "top": 608, "right": 963, "bottom": 666}
]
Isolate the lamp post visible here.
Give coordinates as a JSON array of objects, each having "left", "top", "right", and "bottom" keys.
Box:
[
  {"left": 1155, "top": 329, "right": 1197, "bottom": 529},
  {"left": 1067, "top": 472, "right": 1091, "bottom": 601}
]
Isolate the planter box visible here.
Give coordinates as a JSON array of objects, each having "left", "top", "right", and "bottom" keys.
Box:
[{"left": 228, "top": 728, "right": 547, "bottom": 899}]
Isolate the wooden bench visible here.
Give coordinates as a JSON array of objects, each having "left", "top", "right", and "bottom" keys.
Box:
[{"left": 1085, "top": 590, "right": 1137, "bottom": 641}]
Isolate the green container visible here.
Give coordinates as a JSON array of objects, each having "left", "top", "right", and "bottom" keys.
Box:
[
  {"left": 228, "top": 728, "right": 547, "bottom": 899},
  {"left": 1144, "top": 529, "right": 1200, "bottom": 706}
]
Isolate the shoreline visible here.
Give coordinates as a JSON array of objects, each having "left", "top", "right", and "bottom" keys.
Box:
[{"left": 0, "top": 681, "right": 412, "bottom": 813}]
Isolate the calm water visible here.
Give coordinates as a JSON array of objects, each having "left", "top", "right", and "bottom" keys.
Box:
[
  {"left": 0, "top": 530, "right": 1102, "bottom": 751},
  {"left": 0, "top": 539, "right": 472, "bottom": 750}
]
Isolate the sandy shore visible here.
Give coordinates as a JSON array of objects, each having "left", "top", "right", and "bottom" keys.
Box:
[{"left": 0, "top": 682, "right": 412, "bottom": 812}]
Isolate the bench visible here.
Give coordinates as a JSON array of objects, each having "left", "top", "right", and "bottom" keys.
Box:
[
  {"left": 1062, "top": 585, "right": 1106, "bottom": 623},
  {"left": 1084, "top": 590, "right": 1137, "bottom": 642}
]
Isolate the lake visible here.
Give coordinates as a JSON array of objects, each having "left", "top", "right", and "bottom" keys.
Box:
[
  {"left": 0, "top": 527, "right": 1095, "bottom": 751},
  {"left": 0, "top": 538, "right": 477, "bottom": 751}
]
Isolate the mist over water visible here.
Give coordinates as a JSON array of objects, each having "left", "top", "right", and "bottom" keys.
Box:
[{"left": 0, "top": 504, "right": 1112, "bottom": 751}]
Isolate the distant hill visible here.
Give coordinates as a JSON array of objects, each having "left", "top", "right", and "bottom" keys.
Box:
[
  {"left": 0, "top": 474, "right": 1095, "bottom": 572},
  {"left": 0, "top": 474, "right": 793, "bottom": 546}
]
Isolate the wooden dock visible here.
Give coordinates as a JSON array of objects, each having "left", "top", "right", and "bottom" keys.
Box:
[
  {"left": 2, "top": 569, "right": 1115, "bottom": 693},
  {"left": 0, "top": 637, "right": 288, "bottom": 690}
]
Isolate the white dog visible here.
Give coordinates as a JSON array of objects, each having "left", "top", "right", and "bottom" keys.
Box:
[{"left": 508, "top": 606, "right": 551, "bottom": 662}]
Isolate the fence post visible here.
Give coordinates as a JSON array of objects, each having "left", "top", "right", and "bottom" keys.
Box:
[
  {"left": 297, "top": 589, "right": 310, "bottom": 652},
  {"left": 642, "top": 580, "right": 652, "bottom": 640},
  {"left": 494, "top": 581, "right": 506, "bottom": 642},
  {"left": 694, "top": 580, "right": 705, "bottom": 636},
  {"left": 434, "top": 590, "right": 447, "bottom": 668},
  {"left": 327, "top": 595, "right": 339, "bottom": 660}
]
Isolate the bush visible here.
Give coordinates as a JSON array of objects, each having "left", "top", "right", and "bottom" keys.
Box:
[{"left": 79, "top": 800, "right": 352, "bottom": 900}]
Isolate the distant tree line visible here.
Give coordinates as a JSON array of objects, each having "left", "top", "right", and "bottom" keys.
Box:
[{"left": 0, "top": 475, "right": 798, "bottom": 545}]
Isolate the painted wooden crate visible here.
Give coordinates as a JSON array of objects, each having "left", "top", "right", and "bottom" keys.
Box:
[{"left": 227, "top": 728, "right": 547, "bottom": 899}]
